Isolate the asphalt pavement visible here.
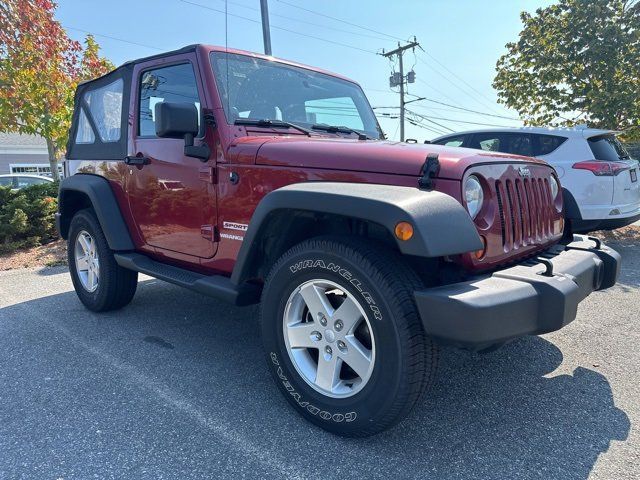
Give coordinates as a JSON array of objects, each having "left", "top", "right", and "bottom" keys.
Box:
[{"left": 1, "top": 236, "right": 638, "bottom": 480}]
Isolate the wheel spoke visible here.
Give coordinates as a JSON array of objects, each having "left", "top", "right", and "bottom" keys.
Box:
[
  {"left": 76, "top": 256, "right": 89, "bottom": 271},
  {"left": 87, "top": 269, "right": 96, "bottom": 290},
  {"left": 78, "top": 234, "right": 91, "bottom": 255},
  {"left": 299, "top": 283, "right": 333, "bottom": 320},
  {"left": 333, "top": 296, "right": 363, "bottom": 333},
  {"left": 315, "top": 354, "right": 341, "bottom": 392},
  {"left": 287, "top": 322, "right": 320, "bottom": 349},
  {"left": 342, "top": 335, "right": 372, "bottom": 379}
]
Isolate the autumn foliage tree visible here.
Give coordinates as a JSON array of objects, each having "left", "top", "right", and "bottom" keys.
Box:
[
  {"left": 0, "top": 0, "right": 113, "bottom": 180},
  {"left": 494, "top": 0, "right": 640, "bottom": 140}
]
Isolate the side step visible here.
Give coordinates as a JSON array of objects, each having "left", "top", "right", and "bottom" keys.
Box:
[{"left": 114, "top": 253, "right": 261, "bottom": 306}]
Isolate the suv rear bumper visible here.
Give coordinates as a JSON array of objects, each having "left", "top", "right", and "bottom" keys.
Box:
[{"left": 414, "top": 235, "right": 620, "bottom": 350}]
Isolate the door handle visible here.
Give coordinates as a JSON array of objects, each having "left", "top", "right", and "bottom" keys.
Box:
[{"left": 125, "top": 155, "right": 150, "bottom": 166}]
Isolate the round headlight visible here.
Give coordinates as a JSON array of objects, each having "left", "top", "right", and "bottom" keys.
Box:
[
  {"left": 549, "top": 175, "right": 559, "bottom": 199},
  {"left": 464, "top": 175, "right": 484, "bottom": 219}
]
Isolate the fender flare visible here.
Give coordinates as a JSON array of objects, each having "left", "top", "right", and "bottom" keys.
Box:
[
  {"left": 231, "top": 182, "right": 482, "bottom": 284},
  {"left": 57, "top": 174, "right": 135, "bottom": 251}
]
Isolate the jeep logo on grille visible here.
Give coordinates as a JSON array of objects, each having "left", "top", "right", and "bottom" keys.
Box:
[{"left": 518, "top": 166, "right": 532, "bottom": 177}]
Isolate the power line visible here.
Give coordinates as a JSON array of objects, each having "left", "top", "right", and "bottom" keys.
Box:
[
  {"left": 268, "top": 0, "right": 511, "bottom": 119},
  {"left": 406, "top": 111, "right": 455, "bottom": 133},
  {"left": 180, "top": 0, "right": 377, "bottom": 54},
  {"left": 215, "top": 0, "right": 393, "bottom": 42},
  {"left": 409, "top": 98, "right": 521, "bottom": 121},
  {"left": 406, "top": 109, "right": 518, "bottom": 129},
  {"left": 276, "top": 0, "right": 404, "bottom": 42},
  {"left": 420, "top": 50, "right": 509, "bottom": 114},
  {"left": 406, "top": 117, "right": 449, "bottom": 136},
  {"left": 65, "top": 26, "right": 164, "bottom": 51},
  {"left": 415, "top": 55, "right": 506, "bottom": 116},
  {"left": 374, "top": 99, "right": 521, "bottom": 121}
]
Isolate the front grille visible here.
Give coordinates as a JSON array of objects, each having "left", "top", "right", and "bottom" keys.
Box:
[{"left": 495, "top": 175, "right": 554, "bottom": 252}]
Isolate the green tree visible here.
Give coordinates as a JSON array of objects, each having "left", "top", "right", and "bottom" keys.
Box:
[
  {"left": 0, "top": 0, "right": 113, "bottom": 180},
  {"left": 494, "top": 0, "right": 640, "bottom": 140}
]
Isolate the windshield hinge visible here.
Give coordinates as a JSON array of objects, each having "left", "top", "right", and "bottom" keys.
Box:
[{"left": 418, "top": 153, "right": 440, "bottom": 190}]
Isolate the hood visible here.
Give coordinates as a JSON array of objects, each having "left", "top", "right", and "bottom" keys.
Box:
[{"left": 253, "top": 136, "right": 551, "bottom": 179}]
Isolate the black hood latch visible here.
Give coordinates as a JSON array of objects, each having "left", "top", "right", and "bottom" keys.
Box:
[{"left": 418, "top": 153, "right": 440, "bottom": 190}]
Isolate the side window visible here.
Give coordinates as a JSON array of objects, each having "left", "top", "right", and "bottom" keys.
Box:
[
  {"left": 138, "top": 63, "right": 201, "bottom": 137},
  {"left": 436, "top": 135, "right": 466, "bottom": 147},
  {"left": 15, "top": 177, "right": 46, "bottom": 188},
  {"left": 473, "top": 134, "right": 502, "bottom": 152},
  {"left": 533, "top": 134, "right": 567, "bottom": 156},
  {"left": 506, "top": 134, "right": 533, "bottom": 156},
  {"left": 470, "top": 133, "right": 533, "bottom": 156},
  {"left": 75, "top": 78, "right": 123, "bottom": 144},
  {"left": 0, "top": 177, "right": 13, "bottom": 187}
]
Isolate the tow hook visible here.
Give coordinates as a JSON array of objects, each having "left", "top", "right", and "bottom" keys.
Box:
[
  {"left": 535, "top": 257, "right": 554, "bottom": 277},
  {"left": 587, "top": 236, "right": 602, "bottom": 250}
]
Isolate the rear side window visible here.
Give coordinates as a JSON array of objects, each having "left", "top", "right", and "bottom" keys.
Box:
[
  {"left": 588, "top": 135, "right": 631, "bottom": 161},
  {"left": 138, "top": 63, "right": 201, "bottom": 137},
  {"left": 433, "top": 135, "right": 466, "bottom": 147},
  {"left": 470, "top": 133, "right": 533, "bottom": 156},
  {"left": 533, "top": 134, "right": 567, "bottom": 156},
  {"left": 75, "top": 78, "right": 123, "bottom": 144}
]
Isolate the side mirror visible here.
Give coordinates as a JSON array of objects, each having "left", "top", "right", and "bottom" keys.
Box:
[{"left": 154, "top": 102, "right": 210, "bottom": 161}]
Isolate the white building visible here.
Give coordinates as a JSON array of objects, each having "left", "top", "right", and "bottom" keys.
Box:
[{"left": 0, "top": 132, "right": 62, "bottom": 177}]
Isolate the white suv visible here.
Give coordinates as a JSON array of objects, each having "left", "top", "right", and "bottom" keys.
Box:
[{"left": 431, "top": 127, "right": 640, "bottom": 233}]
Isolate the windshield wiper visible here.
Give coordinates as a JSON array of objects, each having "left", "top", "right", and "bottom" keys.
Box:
[
  {"left": 311, "top": 124, "right": 370, "bottom": 140},
  {"left": 234, "top": 118, "right": 312, "bottom": 136}
]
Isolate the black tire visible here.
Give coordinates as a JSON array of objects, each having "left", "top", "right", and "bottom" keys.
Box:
[
  {"left": 260, "top": 236, "right": 438, "bottom": 437},
  {"left": 67, "top": 208, "right": 138, "bottom": 312}
]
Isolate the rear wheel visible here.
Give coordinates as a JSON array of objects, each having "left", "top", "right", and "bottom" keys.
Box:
[
  {"left": 260, "top": 236, "right": 438, "bottom": 437},
  {"left": 68, "top": 209, "right": 138, "bottom": 312}
]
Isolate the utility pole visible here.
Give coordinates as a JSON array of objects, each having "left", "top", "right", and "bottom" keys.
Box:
[
  {"left": 260, "top": 0, "right": 272, "bottom": 55},
  {"left": 381, "top": 38, "right": 419, "bottom": 141}
]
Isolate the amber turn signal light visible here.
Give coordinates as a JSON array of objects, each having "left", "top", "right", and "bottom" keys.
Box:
[
  {"left": 395, "top": 222, "right": 414, "bottom": 241},
  {"left": 474, "top": 235, "right": 487, "bottom": 260}
]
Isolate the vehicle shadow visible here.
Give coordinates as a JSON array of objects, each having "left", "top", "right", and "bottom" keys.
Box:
[
  {"left": 604, "top": 238, "right": 640, "bottom": 290},
  {"left": 370, "top": 338, "right": 631, "bottom": 480},
  {"left": 0, "top": 279, "right": 631, "bottom": 480}
]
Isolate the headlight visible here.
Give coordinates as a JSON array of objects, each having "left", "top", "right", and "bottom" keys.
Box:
[
  {"left": 464, "top": 175, "right": 484, "bottom": 219},
  {"left": 549, "top": 175, "right": 559, "bottom": 199}
]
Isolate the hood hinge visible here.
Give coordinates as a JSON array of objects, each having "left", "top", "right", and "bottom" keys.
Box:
[{"left": 418, "top": 153, "right": 440, "bottom": 190}]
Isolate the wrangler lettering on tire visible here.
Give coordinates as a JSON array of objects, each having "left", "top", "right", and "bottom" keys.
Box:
[{"left": 260, "top": 237, "right": 438, "bottom": 437}]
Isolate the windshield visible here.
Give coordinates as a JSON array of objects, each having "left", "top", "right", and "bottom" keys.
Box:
[
  {"left": 588, "top": 134, "right": 631, "bottom": 161},
  {"left": 210, "top": 52, "right": 382, "bottom": 139}
]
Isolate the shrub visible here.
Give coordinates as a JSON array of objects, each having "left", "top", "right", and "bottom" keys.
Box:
[{"left": 0, "top": 182, "right": 59, "bottom": 254}]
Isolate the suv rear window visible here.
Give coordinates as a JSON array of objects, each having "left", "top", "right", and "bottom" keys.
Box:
[{"left": 588, "top": 135, "right": 631, "bottom": 161}]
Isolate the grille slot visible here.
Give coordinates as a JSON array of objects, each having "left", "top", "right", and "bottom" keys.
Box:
[
  {"left": 495, "top": 180, "right": 506, "bottom": 247},
  {"left": 493, "top": 169, "right": 555, "bottom": 253}
]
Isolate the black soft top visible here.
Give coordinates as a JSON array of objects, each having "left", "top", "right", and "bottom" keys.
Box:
[{"left": 66, "top": 45, "right": 198, "bottom": 160}]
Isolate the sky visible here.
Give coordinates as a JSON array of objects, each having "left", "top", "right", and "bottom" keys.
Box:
[{"left": 56, "top": 0, "right": 555, "bottom": 142}]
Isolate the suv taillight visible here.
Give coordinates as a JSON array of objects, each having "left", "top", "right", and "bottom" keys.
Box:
[{"left": 572, "top": 160, "right": 629, "bottom": 176}]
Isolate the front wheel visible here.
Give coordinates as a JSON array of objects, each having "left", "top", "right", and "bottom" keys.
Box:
[
  {"left": 260, "top": 237, "right": 438, "bottom": 437},
  {"left": 68, "top": 209, "right": 138, "bottom": 312}
]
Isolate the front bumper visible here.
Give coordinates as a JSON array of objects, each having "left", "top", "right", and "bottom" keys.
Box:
[{"left": 415, "top": 235, "right": 621, "bottom": 350}]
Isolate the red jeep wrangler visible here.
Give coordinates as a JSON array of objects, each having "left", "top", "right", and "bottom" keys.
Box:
[{"left": 57, "top": 45, "right": 620, "bottom": 437}]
